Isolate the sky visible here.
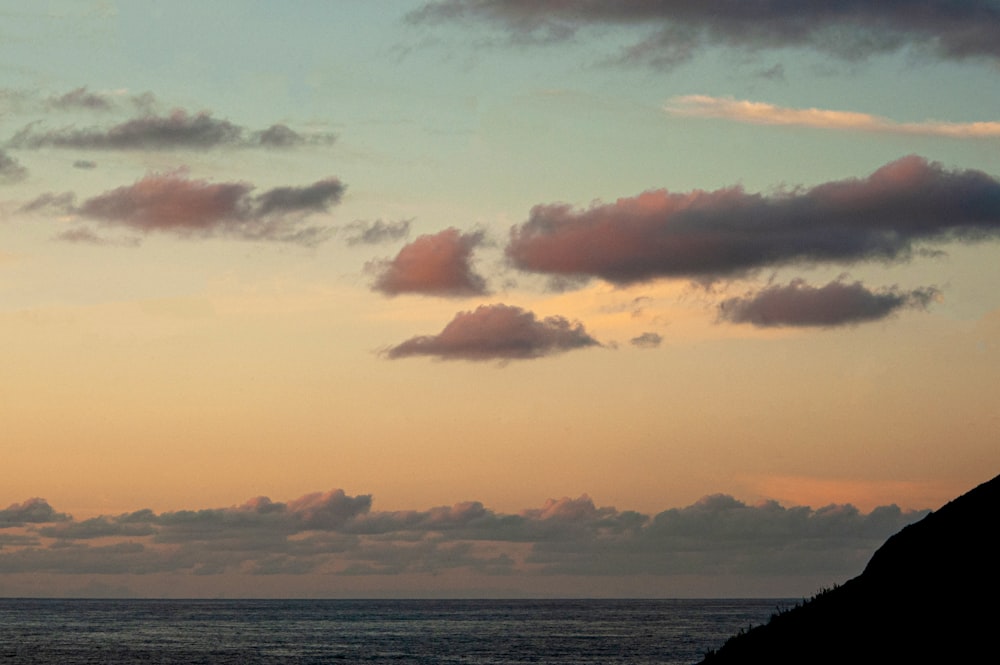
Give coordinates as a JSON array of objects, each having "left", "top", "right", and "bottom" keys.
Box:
[{"left": 1, "top": 1, "right": 998, "bottom": 598}]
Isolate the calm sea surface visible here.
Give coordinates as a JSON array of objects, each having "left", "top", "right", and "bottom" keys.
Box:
[{"left": 0, "top": 598, "right": 789, "bottom": 664}]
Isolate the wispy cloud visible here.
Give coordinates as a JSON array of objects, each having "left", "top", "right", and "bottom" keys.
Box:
[
  {"left": 412, "top": 1, "right": 1000, "bottom": 67},
  {"left": 506, "top": 156, "right": 1000, "bottom": 285},
  {"left": 0, "top": 149, "right": 27, "bottom": 183},
  {"left": 342, "top": 219, "right": 412, "bottom": 246},
  {"left": 370, "top": 228, "right": 488, "bottom": 297},
  {"left": 385, "top": 303, "right": 601, "bottom": 362},
  {"left": 666, "top": 95, "right": 1000, "bottom": 139},
  {"left": 9, "top": 109, "right": 336, "bottom": 151},
  {"left": 718, "top": 279, "right": 940, "bottom": 328},
  {"left": 22, "top": 173, "right": 345, "bottom": 246},
  {"left": 629, "top": 332, "right": 663, "bottom": 348},
  {"left": 45, "top": 86, "right": 115, "bottom": 112}
]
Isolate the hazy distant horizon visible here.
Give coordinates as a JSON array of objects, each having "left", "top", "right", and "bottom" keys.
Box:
[{"left": 1, "top": 487, "right": 930, "bottom": 599}]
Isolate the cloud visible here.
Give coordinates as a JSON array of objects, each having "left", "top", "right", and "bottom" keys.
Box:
[
  {"left": 0, "top": 498, "right": 69, "bottom": 526},
  {"left": 0, "top": 149, "right": 27, "bottom": 183},
  {"left": 342, "top": 218, "right": 412, "bottom": 246},
  {"left": 52, "top": 227, "right": 141, "bottom": 247},
  {"left": 718, "top": 279, "right": 940, "bottom": 328},
  {"left": 286, "top": 490, "right": 373, "bottom": 530},
  {"left": 411, "top": 1, "right": 1000, "bottom": 67},
  {"left": 19, "top": 191, "right": 76, "bottom": 215},
  {"left": 9, "top": 109, "right": 335, "bottom": 150},
  {"left": 370, "top": 228, "right": 488, "bottom": 297},
  {"left": 385, "top": 303, "right": 601, "bottom": 361},
  {"left": 0, "top": 489, "right": 928, "bottom": 583},
  {"left": 505, "top": 156, "right": 1000, "bottom": 285},
  {"left": 37, "top": 517, "right": 156, "bottom": 540},
  {"left": 46, "top": 86, "right": 115, "bottom": 111},
  {"left": 666, "top": 95, "right": 1000, "bottom": 139},
  {"left": 52, "top": 227, "right": 110, "bottom": 245},
  {"left": 24, "top": 173, "right": 345, "bottom": 245},
  {"left": 72, "top": 160, "right": 98, "bottom": 170},
  {"left": 630, "top": 332, "right": 662, "bottom": 348},
  {"left": 251, "top": 179, "right": 346, "bottom": 217}
]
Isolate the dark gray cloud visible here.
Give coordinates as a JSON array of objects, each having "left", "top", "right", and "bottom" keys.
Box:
[
  {"left": 630, "top": 331, "right": 663, "bottom": 348},
  {"left": 38, "top": 517, "right": 156, "bottom": 540},
  {"left": 343, "top": 218, "right": 412, "bottom": 246},
  {"left": 718, "top": 279, "right": 940, "bottom": 327},
  {"left": 628, "top": 332, "right": 663, "bottom": 349},
  {"left": 385, "top": 303, "right": 601, "bottom": 361},
  {"left": 9, "top": 110, "right": 336, "bottom": 151},
  {"left": 506, "top": 156, "right": 1000, "bottom": 285},
  {"left": 0, "top": 498, "right": 69, "bottom": 526},
  {"left": 26, "top": 173, "right": 345, "bottom": 246},
  {"left": 0, "top": 490, "right": 928, "bottom": 581},
  {"left": 0, "top": 149, "right": 28, "bottom": 183},
  {"left": 72, "top": 159, "right": 97, "bottom": 170},
  {"left": 411, "top": 1, "right": 1000, "bottom": 68},
  {"left": 370, "top": 228, "right": 488, "bottom": 297},
  {"left": 251, "top": 179, "right": 346, "bottom": 217}
]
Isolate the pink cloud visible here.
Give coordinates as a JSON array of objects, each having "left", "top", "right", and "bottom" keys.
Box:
[
  {"left": 370, "top": 228, "right": 488, "bottom": 297},
  {"left": 79, "top": 173, "right": 249, "bottom": 232},
  {"left": 506, "top": 156, "right": 1000, "bottom": 285},
  {"left": 68, "top": 173, "right": 344, "bottom": 245},
  {"left": 385, "top": 303, "right": 600, "bottom": 362},
  {"left": 666, "top": 95, "right": 1000, "bottom": 139}
]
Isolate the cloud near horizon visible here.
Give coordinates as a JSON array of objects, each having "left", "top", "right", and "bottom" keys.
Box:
[
  {"left": 718, "top": 279, "right": 940, "bottom": 328},
  {"left": 370, "top": 228, "right": 489, "bottom": 297},
  {"left": 412, "top": 1, "right": 1000, "bottom": 68},
  {"left": 22, "top": 173, "right": 345, "bottom": 246},
  {"left": 505, "top": 156, "right": 1000, "bottom": 285},
  {"left": 0, "top": 490, "right": 928, "bottom": 583},
  {"left": 666, "top": 95, "right": 1000, "bottom": 139},
  {"left": 385, "top": 303, "right": 600, "bottom": 361},
  {"left": 9, "top": 109, "right": 335, "bottom": 151}
]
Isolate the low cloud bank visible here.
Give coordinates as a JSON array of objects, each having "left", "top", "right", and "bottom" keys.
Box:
[{"left": 0, "top": 490, "right": 927, "bottom": 583}]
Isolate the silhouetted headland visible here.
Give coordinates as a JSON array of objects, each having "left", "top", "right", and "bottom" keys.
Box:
[{"left": 698, "top": 473, "right": 1000, "bottom": 664}]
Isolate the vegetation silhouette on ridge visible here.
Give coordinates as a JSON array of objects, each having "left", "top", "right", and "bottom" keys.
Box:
[{"left": 698, "top": 473, "right": 1000, "bottom": 664}]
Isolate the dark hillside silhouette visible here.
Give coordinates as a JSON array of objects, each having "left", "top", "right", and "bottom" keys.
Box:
[{"left": 699, "top": 473, "right": 1000, "bottom": 664}]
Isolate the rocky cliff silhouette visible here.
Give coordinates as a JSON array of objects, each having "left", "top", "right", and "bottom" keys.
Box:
[{"left": 699, "top": 473, "right": 1000, "bottom": 664}]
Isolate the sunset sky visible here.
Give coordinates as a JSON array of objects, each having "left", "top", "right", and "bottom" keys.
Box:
[{"left": 2, "top": 1, "right": 999, "bottom": 598}]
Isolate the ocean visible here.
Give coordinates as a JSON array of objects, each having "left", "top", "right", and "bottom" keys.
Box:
[{"left": 0, "top": 598, "right": 789, "bottom": 664}]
